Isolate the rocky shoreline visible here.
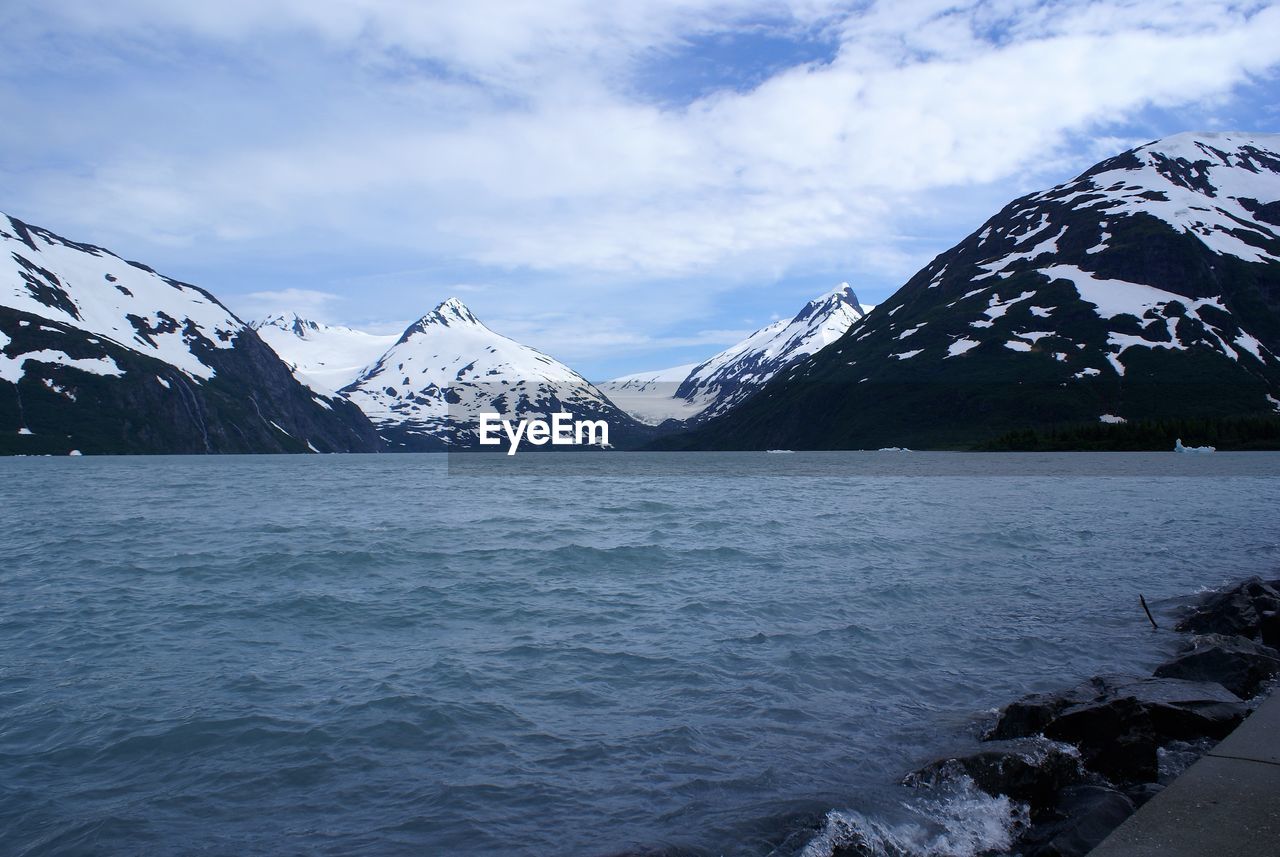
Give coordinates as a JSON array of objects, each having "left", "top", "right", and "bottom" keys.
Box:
[{"left": 857, "top": 577, "right": 1280, "bottom": 857}]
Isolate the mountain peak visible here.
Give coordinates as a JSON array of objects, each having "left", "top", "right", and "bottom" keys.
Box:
[
  {"left": 341, "top": 297, "right": 635, "bottom": 450},
  {"left": 1075, "top": 131, "right": 1280, "bottom": 196},
  {"left": 602, "top": 282, "right": 869, "bottom": 425},
  {"left": 394, "top": 297, "right": 487, "bottom": 344},
  {"left": 424, "top": 297, "right": 483, "bottom": 328},
  {"left": 793, "top": 281, "right": 864, "bottom": 324},
  {"left": 1139, "top": 130, "right": 1280, "bottom": 159},
  {"left": 253, "top": 313, "right": 322, "bottom": 338}
]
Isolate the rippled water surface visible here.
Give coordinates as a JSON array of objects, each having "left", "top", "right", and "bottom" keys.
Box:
[{"left": 2, "top": 452, "right": 1279, "bottom": 856}]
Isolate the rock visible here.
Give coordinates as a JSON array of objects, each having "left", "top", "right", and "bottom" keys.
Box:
[
  {"left": 990, "top": 675, "right": 1243, "bottom": 740},
  {"left": 986, "top": 684, "right": 1097, "bottom": 741},
  {"left": 1123, "top": 781, "right": 1165, "bottom": 808},
  {"left": 1175, "top": 577, "right": 1280, "bottom": 642},
  {"left": 987, "top": 675, "right": 1245, "bottom": 784},
  {"left": 1153, "top": 634, "right": 1280, "bottom": 699},
  {"left": 1262, "top": 610, "right": 1280, "bottom": 648},
  {"left": 906, "top": 741, "right": 1084, "bottom": 817},
  {"left": 1020, "top": 786, "right": 1136, "bottom": 857},
  {"left": 1042, "top": 699, "right": 1158, "bottom": 784}
]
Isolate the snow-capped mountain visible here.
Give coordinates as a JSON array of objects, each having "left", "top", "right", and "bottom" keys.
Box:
[
  {"left": 600, "top": 283, "right": 868, "bottom": 424},
  {"left": 1, "top": 216, "right": 242, "bottom": 380},
  {"left": 251, "top": 314, "right": 399, "bottom": 394},
  {"left": 0, "top": 213, "right": 380, "bottom": 454},
  {"left": 343, "top": 297, "right": 643, "bottom": 449},
  {"left": 668, "top": 132, "right": 1280, "bottom": 450}
]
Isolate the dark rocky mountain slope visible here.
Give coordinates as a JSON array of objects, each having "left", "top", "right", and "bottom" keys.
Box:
[
  {"left": 0, "top": 214, "right": 381, "bottom": 454},
  {"left": 662, "top": 132, "right": 1280, "bottom": 450}
]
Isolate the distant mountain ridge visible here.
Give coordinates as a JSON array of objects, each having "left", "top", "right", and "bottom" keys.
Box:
[
  {"left": 0, "top": 213, "right": 381, "bottom": 454},
  {"left": 662, "top": 131, "right": 1280, "bottom": 450},
  {"left": 601, "top": 284, "right": 869, "bottom": 424},
  {"left": 12, "top": 130, "right": 1277, "bottom": 455}
]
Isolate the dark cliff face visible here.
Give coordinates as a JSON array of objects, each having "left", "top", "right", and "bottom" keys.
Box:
[
  {"left": 659, "top": 134, "right": 1280, "bottom": 450},
  {"left": 0, "top": 308, "right": 382, "bottom": 456}
]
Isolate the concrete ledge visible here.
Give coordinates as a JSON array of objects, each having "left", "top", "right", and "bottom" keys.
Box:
[{"left": 1089, "top": 692, "right": 1280, "bottom": 856}]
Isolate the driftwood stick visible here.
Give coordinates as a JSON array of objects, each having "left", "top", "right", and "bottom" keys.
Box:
[{"left": 1139, "top": 594, "right": 1159, "bottom": 630}]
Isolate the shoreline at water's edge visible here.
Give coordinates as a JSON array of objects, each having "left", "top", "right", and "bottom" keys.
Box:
[
  {"left": 1087, "top": 688, "right": 1280, "bottom": 856},
  {"left": 864, "top": 576, "right": 1280, "bottom": 857}
]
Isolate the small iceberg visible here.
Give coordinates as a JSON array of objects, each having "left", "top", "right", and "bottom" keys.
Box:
[
  {"left": 765, "top": 449, "right": 794, "bottom": 454},
  {"left": 1174, "top": 438, "right": 1215, "bottom": 454},
  {"left": 877, "top": 447, "right": 911, "bottom": 452}
]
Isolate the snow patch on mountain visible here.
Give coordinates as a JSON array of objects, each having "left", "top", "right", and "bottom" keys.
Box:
[
  {"left": 1043, "top": 264, "right": 1270, "bottom": 370},
  {"left": 252, "top": 313, "right": 399, "bottom": 393},
  {"left": 1066, "top": 131, "right": 1280, "bottom": 264},
  {"left": 0, "top": 214, "right": 242, "bottom": 379},
  {"left": 0, "top": 349, "right": 123, "bottom": 384}
]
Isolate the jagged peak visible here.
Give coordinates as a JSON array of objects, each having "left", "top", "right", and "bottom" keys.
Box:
[
  {"left": 397, "top": 297, "right": 487, "bottom": 342},
  {"left": 252, "top": 313, "right": 324, "bottom": 338},
  {"left": 792, "top": 282, "right": 865, "bottom": 324},
  {"left": 428, "top": 297, "right": 482, "bottom": 326}
]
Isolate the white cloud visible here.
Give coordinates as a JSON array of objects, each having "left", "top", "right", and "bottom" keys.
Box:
[
  {"left": 1, "top": 0, "right": 1278, "bottom": 371},
  {"left": 237, "top": 288, "right": 342, "bottom": 322}
]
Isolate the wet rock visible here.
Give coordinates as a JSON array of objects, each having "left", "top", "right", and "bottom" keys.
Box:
[
  {"left": 986, "top": 685, "right": 1096, "bottom": 741},
  {"left": 1053, "top": 721, "right": 1156, "bottom": 784},
  {"left": 1122, "top": 781, "right": 1164, "bottom": 808},
  {"left": 1262, "top": 611, "right": 1280, "bottom": 648},
  {"left": 1175, "top": 576, "right": 1280, "bottom": 644},
  {"left": 1019, "top": 785, "right": 1135, "bottom": 857},
  {"left": 990, "top": 676, "right": 1243, "bottom": 740},
  {"left": 906, "top": 741, "right": 1084, "bottom": 817},
  {"left": 1154, "top": 633, "right": 1280, "bottom": 699},
  {"left": 1038, "top": 697, "right": 1156, "bottom": 784},
  {"left": 986, "top": 675, "right": 1245, "bottom": 784}
]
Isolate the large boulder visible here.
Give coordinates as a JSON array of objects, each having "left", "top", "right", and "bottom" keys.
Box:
[
  {"left": 1154, "top": 634, "right": 1280, "bottom": 699},
  {"left": 986, "top": 684, "right": 1098, "bottom": 741},
  {"left": 986, "top": 675, "right": 1245, "bottom": 784},
  {"left": 1041, "top": 699, "right": 1158, "bottom": 784},
  {"left": 1175, "top": 577, "right": 1280, "bottom": 645},
  {"left": 1019, "top": 785, "right": 1136, "bottom": 857},
  {"left": 906, "top": 741, "right": 1084, "bottom": 818}
]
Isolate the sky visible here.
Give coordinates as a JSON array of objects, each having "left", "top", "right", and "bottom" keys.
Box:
[{"left": 1, "top": 1, "right": 1278, "bottom": 380}]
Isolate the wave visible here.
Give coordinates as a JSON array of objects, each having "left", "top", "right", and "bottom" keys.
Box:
[{"left": 798, "top": 774, "right": 1027, "bottom": 857}]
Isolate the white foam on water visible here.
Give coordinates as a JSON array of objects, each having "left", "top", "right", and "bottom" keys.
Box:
[{"left": 799, "top": 776, "right": 1028, "bottom": 857}]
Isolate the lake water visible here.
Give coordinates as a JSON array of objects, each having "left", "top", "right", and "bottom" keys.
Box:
[{"left": 2, "top": 452, "right": 1279, "bottom": 856}]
